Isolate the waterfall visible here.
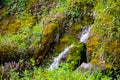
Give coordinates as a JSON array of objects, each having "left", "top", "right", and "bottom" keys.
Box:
[
  {"left": 80, "top": 25, "right": 91, "bottom": 43},
  {"left": 49, "top": 25, "right": 92, "bottom": 69},
  {"left": 49, "top": 44, "right": 73, "bottom": 69}
]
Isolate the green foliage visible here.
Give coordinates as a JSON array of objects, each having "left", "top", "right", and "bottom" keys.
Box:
[
  {"left": 5, "top": 0, "right": 29, "bottom": 15},
  {"left": 0, "top": 23, "right": 43, "bottom": 62},
  {"left": 0, "top": 0, "right": 120, "bottom": 79},
  {"left": 55, "top": 34, "right": 74, "bottom": 54},
  {"left": 94, "top": 0, "right": 120, "bottom": 39},
  {"left": 30, "top": 24, "right": 43, "bottom": 46},
  {"left": 67, "top": 43, "right": 86, "bottom": 70},
  {"left": 50, "top": 0, "right": 95, "bottom": 25},
  {"left": 87, "top": 0, "right": 120, "bottom": 72},
  {"left": 1, "top": 63, "right": 114, "bottom": 80},
  {"left": 65, "top": 2, "right": 81, "bottom": 22}
]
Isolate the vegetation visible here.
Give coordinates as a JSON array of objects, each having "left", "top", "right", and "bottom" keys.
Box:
[
  {"left": 1, "top": 61, "right": 119, "bottom": 80},
  {"left": 87, "top": 0, "right": 120, "bottom": 70},
  {"left": 67, "top": 43, "right": 86, "bottom": 70},
  {"left": 0, "top": 0, "right": 119, "bottom": 80}
]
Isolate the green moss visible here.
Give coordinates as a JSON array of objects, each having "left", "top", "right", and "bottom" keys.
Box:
[
  {"left": 67, "top": 42, "right": 86, "bottom": 70},
  {"left": 90, "top": 59, "right": 112, "bottom": 69},
  {"left": 32, "top": 22, "right": 58, "bottom": 65},
  {"left": 55, "top": 34, "right": 73, "bottom": 54},
  {"left": 0, "top": 14, "right": 34, "bottom": 34},
  {"left": 0, "top": 23, "right": 43, "bottom": 62},
  {"left": 0, "top": 45, "right": 18, "bottom": 63},
  {"left": 55, "top": 23, "right": 81, "bottom": 54},
  {"left": 87, "top": 0, "right": 120, "bottom": 70}
]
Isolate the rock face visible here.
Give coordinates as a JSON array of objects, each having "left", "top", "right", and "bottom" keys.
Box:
[
  {"left": 86, "top": 1, "right": 120, "bottom": 70},
  {"left": 76, "top": 62, "right": 105, "bottom": 74}
]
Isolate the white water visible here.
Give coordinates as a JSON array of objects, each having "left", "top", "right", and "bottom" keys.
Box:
[
  {"left": 49, "top": 44, "right": 73, "bottom": 69},
  {"left": 80, "top": 26, "right": 91, "bottom": 43},
  {"left": 49, "top": 25, "right": 92, "bottom": 69}
]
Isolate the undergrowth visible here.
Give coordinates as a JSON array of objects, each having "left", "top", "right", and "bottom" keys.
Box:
[{"left": 1, "top": 61, "right": 118, "bottom": 80}]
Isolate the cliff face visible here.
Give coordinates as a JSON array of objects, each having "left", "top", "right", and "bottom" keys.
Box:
[{"left": 0, "top": 0, "right": 119, "bottom": 71}]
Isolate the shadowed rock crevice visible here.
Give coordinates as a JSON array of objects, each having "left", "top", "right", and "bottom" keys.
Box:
[{"left": 66, "top": 42, "right": 87, "bottom": 70}]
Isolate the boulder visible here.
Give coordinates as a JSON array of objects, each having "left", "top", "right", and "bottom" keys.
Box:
[{"left": 76, "top": 62, "right": 105, "bottom": 74}]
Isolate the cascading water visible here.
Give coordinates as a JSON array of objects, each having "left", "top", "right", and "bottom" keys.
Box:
[
  {"left": 49, "top": 25, "right": 92, "bottom": 69},
  {"left": 80, "top": 25, "right": 91, "bottom": 43},
  {"left": 49, "top": 44, "right": 73, "bottom": 69}
]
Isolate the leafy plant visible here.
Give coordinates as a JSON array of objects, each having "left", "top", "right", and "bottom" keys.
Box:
[
  {"left": 1, "top": 62, "right": 114, "bottom": 80},
  {"left": 4, "top": 0, "right": 29, "bottom": 15}
]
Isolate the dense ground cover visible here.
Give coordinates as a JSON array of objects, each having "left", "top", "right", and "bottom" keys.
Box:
[{"left": 0, "top": 0, "right": 120, "bottom": 80}]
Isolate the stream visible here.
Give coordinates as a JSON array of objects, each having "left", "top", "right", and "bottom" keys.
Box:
[{"left": 49, "top": 25, "right": 92, "bottom": 69}]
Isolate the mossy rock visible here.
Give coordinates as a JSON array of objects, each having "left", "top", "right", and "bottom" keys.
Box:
[
  {"left": 33, "top": 23, "right": 58, "bottom": 65},
  {"left": 0, "top": 14, "right": 34, "bottom": 34},
  {"left": 0, "top": 45, "right": 19, "bottom": 64},
  {"left": 87, "top": 1, "right": 120, "bottom": 70},
  {"left": 54, "top": 22, "right": 81, "bottom": 54},
  {"left": 67, "top": 42, "right": 86, "bottom": 70},
  {"left": 55, "top": 34, "right": 74, "bottom": 54},
  {"left": 32, "top": 13, "right": 67, "bottom": 65}
]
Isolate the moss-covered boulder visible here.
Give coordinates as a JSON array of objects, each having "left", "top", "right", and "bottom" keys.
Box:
[
  {"left": 67, "top": 42, "right": 86, "bottom": 70},
  {"left": 31, "top": 13, "right": 67, "bottom": 65},
  {"left": 87, "top": 1, "right": 120, "bottom": 70},
  {"left": 0, "top": 13, "right": 35, "bottom": 63}
]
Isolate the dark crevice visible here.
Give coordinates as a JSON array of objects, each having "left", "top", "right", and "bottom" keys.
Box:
[{"left": 80, "top": 43, "right": 87, "bottom": 64}]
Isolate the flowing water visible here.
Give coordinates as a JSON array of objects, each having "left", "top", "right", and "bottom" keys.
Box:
[
  {"left": 49, "top": 25, "right": 92, "bottom": 69},
  {"left": 80, "top": 26, "right": 91, "bottom": 43},
  {"left": 49, "top": 45, "right": 73, "bottom": 69}
]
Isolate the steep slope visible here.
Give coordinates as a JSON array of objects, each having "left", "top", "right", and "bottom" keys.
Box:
[{"left": 87, "top": 1, "right": 120, "bottom": 71}]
